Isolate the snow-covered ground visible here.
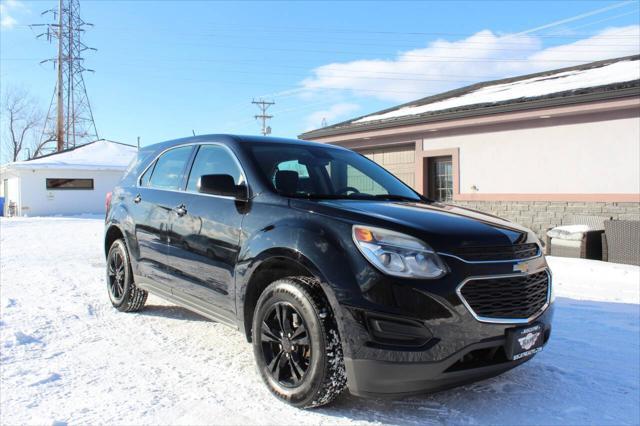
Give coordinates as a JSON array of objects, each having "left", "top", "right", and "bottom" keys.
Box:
[{"left": 1, "top": 216, "right": 639, "bottom": 425}]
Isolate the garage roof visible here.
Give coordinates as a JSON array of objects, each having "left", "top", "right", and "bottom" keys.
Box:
[
  {"left": 8, "top": 140, "right": 138, "bottom": 171},
  {"left": 300, "top": 55, "right": 640, "bottom": 139}
]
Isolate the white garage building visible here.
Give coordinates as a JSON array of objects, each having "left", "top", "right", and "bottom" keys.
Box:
[{"left": 0, "top": 140, "right": 137, "bottom": 217}]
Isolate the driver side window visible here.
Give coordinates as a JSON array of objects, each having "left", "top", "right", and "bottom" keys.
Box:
[{"left": 186, "top": 145, "right": 243, "bottom": 193}]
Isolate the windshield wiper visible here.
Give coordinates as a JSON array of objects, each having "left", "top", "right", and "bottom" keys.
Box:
[
  {"left": 290, "top": 193, "right": 346, "bottom": 200},
  {"left": 372, "top": 194, "right": 421, "bottom": 202},
  {"left": 289, "top": 193, "right": 426, "bottom": 202}
]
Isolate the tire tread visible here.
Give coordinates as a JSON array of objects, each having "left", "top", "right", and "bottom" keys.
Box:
[{"left": 254, "top": 276, "right": 347, "bottom": 408}]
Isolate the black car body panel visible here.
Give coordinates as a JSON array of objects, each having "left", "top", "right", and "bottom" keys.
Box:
[{"left": 105, "top": 134, "right": 554, "bottom": 398}]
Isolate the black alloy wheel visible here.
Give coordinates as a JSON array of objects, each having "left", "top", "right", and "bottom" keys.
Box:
[
  {"left": 252, "top": 276, "right": 347, "bottom": 408},
  {"left": 107, "top": 247, "right": 126, "bottom": 302},
  {"left": 260, "top": 302, "right": 312, "bottom": 387},
  {"left": 106, "top": 239, "right": 148, "bottom": 312}
]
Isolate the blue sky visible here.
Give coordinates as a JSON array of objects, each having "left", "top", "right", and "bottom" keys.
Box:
[{"left": 1, "top": 0, "right": 639, "bottom": 151}]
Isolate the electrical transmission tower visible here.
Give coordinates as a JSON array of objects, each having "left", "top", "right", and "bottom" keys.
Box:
[
  {"left": 252, "top": 99, "right": 274, "bottom": 136},
  {"left": 32, "top": 0, "right": 98, "bottom": 152}
]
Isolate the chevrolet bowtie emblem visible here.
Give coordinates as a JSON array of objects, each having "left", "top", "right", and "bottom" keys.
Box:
[{"left": 513, "top": 263, "right": 529, "bottom": 273}]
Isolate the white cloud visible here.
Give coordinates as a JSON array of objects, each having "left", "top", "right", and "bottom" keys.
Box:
[
  {"left": 529, "top": 25, "right": 640, "bottom": 63},
  {"left": 1, "top": 0, "right": 26, "bottom": 30},
  {"left": 1, "top": 13, "right": 17, "bottom": 29},
  {"left": 300, "top": 26, "right": 640, "bottom": 103},
  {"left": 304, "top": 103, "right": 360, "bottom": 131}
]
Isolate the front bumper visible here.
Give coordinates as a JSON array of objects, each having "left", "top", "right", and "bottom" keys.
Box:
[
  {"left": 346, "top": 351, "right": 527, "bottom": 397},
  {"left": 332, "top": 253, "right": 554, "bottom": 397},
  {"left": 344, "top": 315, "right": 552, "bottom": 397}
]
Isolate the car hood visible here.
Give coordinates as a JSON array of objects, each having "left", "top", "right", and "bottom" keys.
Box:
[{"left": 291, "top": 199, "right": 534, "bottom": 252}]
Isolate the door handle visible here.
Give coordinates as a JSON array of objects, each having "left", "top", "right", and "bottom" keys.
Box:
[
  {"left": 133, "top": 194, "right": 142, "bottom": 204},
  {"left": 174, "top": 204, "right": 187, "bottom": 217}
]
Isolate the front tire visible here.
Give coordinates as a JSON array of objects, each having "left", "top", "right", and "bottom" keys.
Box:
[
  {"left": 252, "top": 276, "right": 347, "bottom": 408},
  {"left": 106, "top": 239, "right": 147, "bottom": 312}
]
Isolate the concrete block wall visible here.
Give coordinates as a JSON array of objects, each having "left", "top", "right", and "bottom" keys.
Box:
[{"left": 453, "top": 200, "right": 640, "bottom": 240}]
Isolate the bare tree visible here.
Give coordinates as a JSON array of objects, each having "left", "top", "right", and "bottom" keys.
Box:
[
  {"left": 31, "top": 136, "right": 55, "bottom": 159},
  {"left": 1, "top": 88, "right": 47, "bottom": 162}
]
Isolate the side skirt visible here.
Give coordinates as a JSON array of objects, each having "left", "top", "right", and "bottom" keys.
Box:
[{"left": 134, "top": 274, "right": 238, "bottom": 329}]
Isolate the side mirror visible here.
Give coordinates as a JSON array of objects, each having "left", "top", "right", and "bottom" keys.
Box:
[{"left": 197, "top": 174, "right": 248, "bottom": 201}]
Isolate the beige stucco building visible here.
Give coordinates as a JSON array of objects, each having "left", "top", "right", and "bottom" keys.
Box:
[{"left": 300, "top": 55, "right": 640, "bottom": 237}]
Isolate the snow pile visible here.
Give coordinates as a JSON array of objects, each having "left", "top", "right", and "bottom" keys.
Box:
[
  {"left": 0, "top": 217, "right": 639, "bottom": 425},
  {"left": 547, "top": 224, "right": 592, "bottom": 241},
  {"left": 547, "top": 256, "right": 640, "bottom": 303},
  {"left": 354, "top": 59, "right": 640, "bottom": 123},
  {"left": 9, "top": 140, "right": 137, "bottom": 170}
]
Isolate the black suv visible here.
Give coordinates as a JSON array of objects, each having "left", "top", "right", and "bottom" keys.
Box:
[{"left": 104, "top": 134, "right": 553, "bottom": 408}]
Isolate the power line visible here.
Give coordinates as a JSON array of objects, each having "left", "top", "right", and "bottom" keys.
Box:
[
  {"left": 101, "top": 26, "right": 640, "bottom": 48},
  {"left": 6, "top": 54, "right": 636, "bottom": 82},
  {"left": 100, "top": 26, "right": 640, "bottom": 51},
  {"left": 252, "top": 99, "right": 275, "bottom": 136},
  {"left": 89, "top": 28, "right": 640, "bottom": 61},
  {"left": 99, "top": 12, "right": 640, "bottom": 39}
]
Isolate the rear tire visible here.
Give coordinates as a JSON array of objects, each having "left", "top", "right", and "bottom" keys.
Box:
[
  {"left": 252, "top": 276, "right": 347, "bottom": 408},
  {"left": 106, "top": 239, "right": 147, "bottom": 312}
]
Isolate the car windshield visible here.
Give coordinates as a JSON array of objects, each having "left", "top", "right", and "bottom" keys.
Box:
[{"left": 245, "top": 142, "right": 423, "bottom": 202}]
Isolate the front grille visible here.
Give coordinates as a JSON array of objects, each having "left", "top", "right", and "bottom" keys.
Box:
[
  {"left": 459, "top": 271, "right": 550, "bottom": 320},
  {"left": 452, "top": 243, "right": 539, "bottom": 262}
]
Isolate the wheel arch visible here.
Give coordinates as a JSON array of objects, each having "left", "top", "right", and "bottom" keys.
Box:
[
  {"left": 239, "top": 248, "right": 343, "bottom": 343},
  {"left": 104, "top": 224, "right": 126, "bottom": 257}
]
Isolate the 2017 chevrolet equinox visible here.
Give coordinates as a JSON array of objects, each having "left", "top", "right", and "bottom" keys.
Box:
[{"left": 104, "top": 134, "right": 553, "bottom": 408}]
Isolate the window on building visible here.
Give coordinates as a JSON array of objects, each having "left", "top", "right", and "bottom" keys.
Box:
[
  {"left": 148, "top": 146, "right": 193, "bottom": 190},
  {"left": 46, "top": 178, "right": 94, "bottom": 190},
  {"left": 186, "top": 145, "right": 244, "bottom": 193},
  {"left": 428, "top": 156, "right": 453, "bottom": 202}
]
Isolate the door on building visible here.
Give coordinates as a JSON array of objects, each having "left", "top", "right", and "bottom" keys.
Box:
[
  {"left": 427, "top": 156, "right": 453, "bottom": 202},
  {"left": 358, "top": 145, "right": 415, "bottom": 188}
]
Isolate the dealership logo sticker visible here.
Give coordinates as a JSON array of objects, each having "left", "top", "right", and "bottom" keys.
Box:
[{"left": 518, "top": 332, "right": 541, "bottom": 350}]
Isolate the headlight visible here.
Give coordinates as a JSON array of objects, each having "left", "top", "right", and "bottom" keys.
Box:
[{"left": 352, "top": 225, "right": 447, "bottom": 279}]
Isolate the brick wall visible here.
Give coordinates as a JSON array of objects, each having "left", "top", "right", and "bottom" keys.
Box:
[{"left": 453, "top": 201, "right": 640, "bottom": 240}]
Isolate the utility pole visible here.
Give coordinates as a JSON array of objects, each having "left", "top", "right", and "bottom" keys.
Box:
[
  {"left": 252, "top": 99, "right": 274, "bottom": 136},
  {"left": 55, "top": 0, "right": 64, "bottom": 151},
  {"left": 33, "top": 0, "right": 98, "bottom": 152}
]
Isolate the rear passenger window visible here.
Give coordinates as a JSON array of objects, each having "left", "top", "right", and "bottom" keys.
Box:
[
  {"left": 186, "top": 145, "right": 244, "bottom": 193},
  {"left": 139, "top": 163, "right": 154, "bottom": 187},
  {"left": 148, "top": 146, "right": 192, "bottom": 190}
]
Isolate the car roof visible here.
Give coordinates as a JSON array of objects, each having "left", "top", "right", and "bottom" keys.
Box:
[{"left": 141, "top": 134, "right": 347, "bottom": 154}]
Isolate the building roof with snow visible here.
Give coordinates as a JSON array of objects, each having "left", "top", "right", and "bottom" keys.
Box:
[
  {"left": 300, "top": 55, "right": 640, "bottom": 139},
  {"left": 5, "top": 140, "right": 138, "bottom": 171}
]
